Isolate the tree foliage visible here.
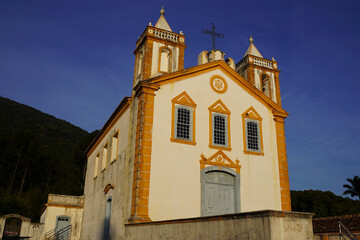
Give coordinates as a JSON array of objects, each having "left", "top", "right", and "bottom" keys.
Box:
[
  {"left": 0, "top": 97, "right": 97, "bottom": 221},
  {"left": 291, "top": 190, "right": 360, "bottom": 218},
  {"left": 343, "top": 176, "right": 360, "bottom": 200}
]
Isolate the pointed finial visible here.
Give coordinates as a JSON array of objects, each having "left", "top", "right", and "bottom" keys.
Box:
[
  {"left": 249, "top": 35, "right": 253, "bottom": 43},
  {"left": 160, "top": 6, "right": 165, "bottom": 15}
]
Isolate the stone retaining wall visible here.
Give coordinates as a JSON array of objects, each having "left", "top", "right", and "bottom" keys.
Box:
[{"left": 125, "top": 210, "right": 314, "bottom": 240}]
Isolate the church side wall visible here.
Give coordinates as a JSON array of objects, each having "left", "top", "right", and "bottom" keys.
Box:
[
  {"left": 80, "top": 109, "right": 131, "bottom": 240},
  {"left": 149, "top": 69, "right": 282, "bottom": 221}
]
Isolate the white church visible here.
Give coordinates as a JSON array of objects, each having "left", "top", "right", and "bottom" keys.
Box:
[{"left": 0, "top": 7, "right": 315, "bottom": 240}]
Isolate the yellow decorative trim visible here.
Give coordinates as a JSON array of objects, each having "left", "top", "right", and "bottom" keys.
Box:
[
  {"left": 207, "top": 144, "right": 232, "bottom": 151},
  {"left": 243, "top": 150, "right": 263, "bottom": 156},
  {"left": 130, "top": 83, "right": 159, "bottom": 223},
  {"left": 210, "top": 75, "right": 228, "bottom": 94},
  {"left": 158, "top": 46, "right": 172, "bottom": 73},
  {"left": 208, "top": 99, "right": 231, "bottom": 150},
  {"left": 242, "top": 106, "right": 264, "bottom": 156},
  {"left": 273, "top": 114, "right": 291, "bottom": 211},
  {"left": 171, "top": 91, "right": 197, "bottom": 107},
  {"left": 149, "top": 60, "right": 288, "bottom": 117},
  {"left": 171, "top": 91, "right": 196, "bottom": 145},
  {"left": 171, "top": 138, "right": 197, "bottom": 145},
  {"left": 104, "top": 183, "right": 115, "bottom": 194},
  {"left": 199, "top": 150, "right": 241, "bottom": 173}
]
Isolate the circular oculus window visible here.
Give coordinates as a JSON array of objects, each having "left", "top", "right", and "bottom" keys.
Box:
[{"left": 210, "top": 75, "right": 228, "bottom": 93}]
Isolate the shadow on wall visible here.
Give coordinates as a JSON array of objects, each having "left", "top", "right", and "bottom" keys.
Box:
[
  {"left": 102, "top": 196, "right": 113, "bottom": 240},
  {"left": 101, "top": 220, "right": 113, "bottom": 240}
]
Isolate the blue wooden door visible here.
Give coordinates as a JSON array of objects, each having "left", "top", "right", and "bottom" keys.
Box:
[
  {"left": 56, "top": 216, "right": 70, "bottom": 231},
  {"left": 204, "top": 171, "right": 235, "bottom": 216},
  {"left": 55, "top": 216, "right": 70, "bottom": 240}
]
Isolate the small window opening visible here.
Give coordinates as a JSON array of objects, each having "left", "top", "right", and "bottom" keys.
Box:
[
  {"left": 246, "top": 120, "right": 260, "bottom": 151},
  {"left": 160, "top": 48, "right": 171, "bottom": 72},
  {"left": 111, "top": 132, "right": 118, "bottom": 163},
  {"left": 214, "top": 115, "right": 226, "bottom": 145},
  {"left": 94, "top": 153, "right": 100, "bottom": 178},
  {"left": 101, "top": 144, "right": 108, "bottom": 171},
  {"left": 261, "top": 74, "right": 271, "bottom": 98},
  {"left": 176, "top": 108, "right": 190, "bottom": 140},
  {"left": 137, "top": 51, "right": 143, "bottom": 76}
]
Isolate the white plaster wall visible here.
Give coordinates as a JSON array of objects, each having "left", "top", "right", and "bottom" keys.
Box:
[
  {"left": 149, "top": 68, "right": 281, "bottom": 221},
  {"left": 28, "top": 223, "right": 44, "bottom": 240},
  {"left": 19, "top": 220, "right": 31, "bottom": 237},
  {"left": 151, "top": 42, "right": 179, "bottom": 77},
  {"left": 42, "top": 206, "right": 82, "bottom": 240},
  {"left": 81, "top": 108, "right": 131, "bottom": 240}
]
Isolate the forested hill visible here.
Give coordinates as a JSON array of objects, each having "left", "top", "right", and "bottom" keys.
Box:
[
  {"left": 291, "top": 190, "right": 360, "bottom": 218},
  {"left": 0, "top": 96, "right": 98, "bottom": 220}
]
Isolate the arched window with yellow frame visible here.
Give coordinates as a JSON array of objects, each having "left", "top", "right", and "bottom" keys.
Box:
[
  {"left": 209, "top": 100, "right": 231, "bottom": 151},
  {"left": 170, "top": 91, "right": 197, "bottom": 145},
  {"left": 242, "top": 107, "right": 264, "bottom": 155}
]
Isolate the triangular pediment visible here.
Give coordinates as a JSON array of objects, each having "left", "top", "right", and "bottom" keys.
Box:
[
  {"left": 244, "top": 43, "right": 263, "bottom": 58},
  {"left": 155, "top": 14, "right": 172, "bottom": 31},
  {"left": 244, "top": 36, "right": 263, "bottom": 58},
  {"left": 199, "top": 150, "right": 241, "bottom": 173},
  {"left": 208, "top": 99, "right": 230, "bottom": 114},
  {"left": 242, "top": 106, "right": 262, "bottom": 121},
  {"left": 172, "top": 91, "right": 196, "bottom": 107},
  {"left": 149, "top": 60, "right": 288, "bottom": 117}
]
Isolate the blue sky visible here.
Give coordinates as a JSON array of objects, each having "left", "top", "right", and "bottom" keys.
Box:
[{"left": 0, "top": 0, "right": 359, "bottom": 197}]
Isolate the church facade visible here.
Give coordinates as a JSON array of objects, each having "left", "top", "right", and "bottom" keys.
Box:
[{"left": 80, "top": 8, "right": 291, "bottom": 239}]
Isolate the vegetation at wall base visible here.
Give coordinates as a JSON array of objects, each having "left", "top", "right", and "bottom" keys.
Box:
[{"left": 291, "top": 190, "right": 360, "bottom": 218}]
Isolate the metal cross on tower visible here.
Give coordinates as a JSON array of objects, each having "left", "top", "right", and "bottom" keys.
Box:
[{"left": 202, "top": 23, "right": 224, "bottom": 50}]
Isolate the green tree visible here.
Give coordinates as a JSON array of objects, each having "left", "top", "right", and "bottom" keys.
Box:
[{"left": 343, "top": 176, "right": 360, "bottom": 200}]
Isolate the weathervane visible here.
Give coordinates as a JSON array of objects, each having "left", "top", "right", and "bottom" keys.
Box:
[{"left": 202, "top": 23, "right": 224, "bottom": 50}]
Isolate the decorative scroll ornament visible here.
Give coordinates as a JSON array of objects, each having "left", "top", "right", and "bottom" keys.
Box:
[
  {"left": 200, "top": 150, "right": 241, "bottom": 173},
  {"left": 104, "top": 184, "right": 115, "bottom": 194},
  {"left": 210, "top": 75, "right": 228, "bottom": 94}
]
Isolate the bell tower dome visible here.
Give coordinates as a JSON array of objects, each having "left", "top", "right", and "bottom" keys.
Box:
[
  {"left": 133, "top": 7, "right": 187, "bottom": 87},
  {"left": 236, "top": 36, "right": 282, "bottom": 106}
]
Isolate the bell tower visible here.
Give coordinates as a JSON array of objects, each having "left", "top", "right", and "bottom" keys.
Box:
[
  {"left": 236, "top": 36, "right": 282, "bottom": 106},
  {"left": 133, "top": 7, "right": 187, "bottom": 88}
]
